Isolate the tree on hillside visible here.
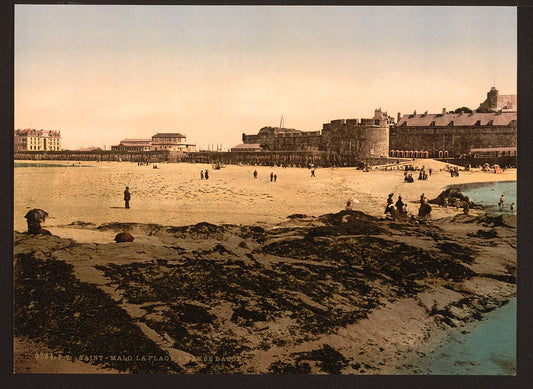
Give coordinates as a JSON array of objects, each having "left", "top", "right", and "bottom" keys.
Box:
[
  {"left": 476, "top": 107, "right": 496, "bottom": 113},
  {"left": 453, "top": 107, "right": 473, "bottom": 114}
]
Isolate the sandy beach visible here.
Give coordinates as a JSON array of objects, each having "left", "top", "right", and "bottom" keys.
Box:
[
  {"left": 14, "top": 159, "right": 516, "bottom": 238},
  {"left": 13, "top": 159, "right": 517, "bottom": 374}
]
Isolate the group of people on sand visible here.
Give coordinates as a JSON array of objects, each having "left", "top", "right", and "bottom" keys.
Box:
[
  {"left": 200, "top": 169, "right": 209, "bottom": 180},
  {"left": 384, "top": 192, "right": 432, "bottom": 221},
  {"left": 404, "top": 173, "right": 415, "bottom": 183},
  {"left": 252, "top": 169, "right": 277, "bottom": 181},
  {"left": 418, "top": 170, "right": 429, "bottom": 180},
  {"left": 449, "top": 166, "right": 460, "bottom": 177},
  {"left": 384, "top": 193, "right": 408, "bottom": 220}
]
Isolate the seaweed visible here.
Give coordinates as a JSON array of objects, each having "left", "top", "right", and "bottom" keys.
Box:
[{"left": 14, "top": 254, "right": 180, "bottom": 373}]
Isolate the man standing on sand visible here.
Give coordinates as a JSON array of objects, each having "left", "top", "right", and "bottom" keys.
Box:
[
  {"left": 253, "top": 170, "right": 258, "bottom": 179},
  {"left": 270, "top": 172, "right": 274, "bottom": 182},
  {"left": 124, "top": 186, "right": 131, "bottom": 209}
]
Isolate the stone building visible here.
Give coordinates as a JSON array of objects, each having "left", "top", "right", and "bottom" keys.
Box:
[
  {"left": 389, "top": 108, "right": 517, "bottom": 158},
  {"left": 242, "top": 127, "right": 322, "bottom": 152},
  {"left": 111, "top": 139, "right": 152, "bottom": 152},
  {"left": 321, "top": 110, "right": 390, "bottom": 158},
  {"left": 240, "top": 109, "right": 390, "bottom": 160},
  {"left": 477, "top": 86, "right": 517, "bottom": 112},
  {"left": 151, "top": 133, "right": 195, "bottom": 152},
  {"left": 230, "top": 143, "right": 263, "bottom": 152},
  {"left": 14, "top": 129, "right": 61, "bottom": 151}
]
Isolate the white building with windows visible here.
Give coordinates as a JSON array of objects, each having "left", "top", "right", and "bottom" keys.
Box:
[
  {"left": 14, "top": 129, "right": 61, "bottom": 151},
  {"left": 151, "top": 133, "right": 195, "bottom": 152}
]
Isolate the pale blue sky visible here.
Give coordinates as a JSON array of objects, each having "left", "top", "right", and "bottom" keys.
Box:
[{"left": 15, "top": 5, "right": 516, "bottom": 150}]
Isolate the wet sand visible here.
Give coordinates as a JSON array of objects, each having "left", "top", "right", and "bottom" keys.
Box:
[{"left": 13, "top": 159, "right": 516, "bottom": 374}]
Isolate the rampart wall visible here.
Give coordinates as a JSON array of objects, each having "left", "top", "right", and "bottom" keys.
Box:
[
  {"left": 389, "top": 125, "right": 517, "bottom": 157},
  {"left": 321, "top": 118, "right": 390, "bottom": 158}
]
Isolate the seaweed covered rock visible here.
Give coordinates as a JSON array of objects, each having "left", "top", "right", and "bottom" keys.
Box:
[
  {"left": 429, "top": 188, "right": 481, "bottom": 208},
  {"left": 316, "top": 210, "right": 388, "bottom": 235}
]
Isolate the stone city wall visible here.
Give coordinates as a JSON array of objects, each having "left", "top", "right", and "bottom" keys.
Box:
[
  {"left": 321, "top": 118, "right": 390, "bottom": 159},
  {"left": 389, "top": 125, "right": 517, "bottom": 157}
]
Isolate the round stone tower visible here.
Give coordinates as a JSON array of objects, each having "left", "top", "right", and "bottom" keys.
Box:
[{"left": 322, "top": 116, "right": 389, "bottom": 159}]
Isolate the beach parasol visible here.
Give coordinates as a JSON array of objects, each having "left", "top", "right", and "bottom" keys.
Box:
[{"left": 24, "top": 209, "right": 49, "bottom": 222}]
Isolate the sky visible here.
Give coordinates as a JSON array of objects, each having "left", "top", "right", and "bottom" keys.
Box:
[{"left": 14, "top": 5, "right": 517, "bottom": 151}]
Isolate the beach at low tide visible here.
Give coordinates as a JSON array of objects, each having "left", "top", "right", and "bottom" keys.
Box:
[
  {"left": 13, "top": 159, "right": 517, "bottom": 374},
  {"left": 14, "top": 159, "right": 516, "bottom": 238}
]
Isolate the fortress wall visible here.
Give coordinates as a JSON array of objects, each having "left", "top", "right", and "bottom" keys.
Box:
[
  {"left": 322, "top": 119, "right": 389, "bottom": 158},
  {"left": 389, "top": 126, "right": 517, "bottom": 156}
]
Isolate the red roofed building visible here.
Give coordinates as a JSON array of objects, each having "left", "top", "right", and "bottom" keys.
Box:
[{"left": 389, "top": 87, "right": 517, "bottom": 158}]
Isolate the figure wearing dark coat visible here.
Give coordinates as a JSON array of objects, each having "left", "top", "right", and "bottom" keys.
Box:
[
  {"left": 124, "top": 187, "right": 131, "bottom": 209},
  {"left": 395, "top": 196, "right": 405, "bottom": 215}
]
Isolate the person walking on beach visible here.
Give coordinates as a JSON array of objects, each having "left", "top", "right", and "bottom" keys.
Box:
[
  {"left": 201, "top": 169, "right": 204, "bottom": 180},
  {"left": 311, "top": 168, "right": 316, "bottom": 177},
  {"left": 510, "top": 202, "right": 515, "bottom": 213},
  {"left": 205, "top": 169, "right": 209, "bottom": 180},
  {"left": 499, "top": 194, "right": 505, "bottom": 210},
  {"left": 124, "top": 186, "right": 131, "bottom": 209},
  {"left": 270, "top": 172, "right": 274, "bottom": 182},
  {"left": 253, "top": 170, "right": 258, "bottom": 179},
  {"left": 274, "top": 173, "right": 277, "bottom": 182}
]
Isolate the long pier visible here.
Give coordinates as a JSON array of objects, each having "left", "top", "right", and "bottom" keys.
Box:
[{"left": 14, "top": 150, "right": 390, "bottom": 168}]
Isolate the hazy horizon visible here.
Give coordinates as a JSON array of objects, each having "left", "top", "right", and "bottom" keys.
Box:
[{"left": 15, "top": 5, "right": 516, "bottom": 150}]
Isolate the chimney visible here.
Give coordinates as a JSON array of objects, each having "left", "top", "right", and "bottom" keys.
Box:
[
  {"left": 397, "top": 112, "right": 401, "bottom": 122},
  {"left": 413, "top": 110, "right": 417, "bottom": 115},
  {"left": 424, "top": 110, "right": 428, "bottom": 116},
  {"left": 442, "top": 108, "right": 446, "bottom": 115}
]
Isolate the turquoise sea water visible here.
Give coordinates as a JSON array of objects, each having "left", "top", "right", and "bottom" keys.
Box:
[
  {"left": 451, "top": 180, "right": 516, "bottom": 214},
  {"left": 418, "top": 180, "right": 517, "bottom": 375},
  {"left": 421, "top": 299, "right": 516, "bottom": 375}
]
